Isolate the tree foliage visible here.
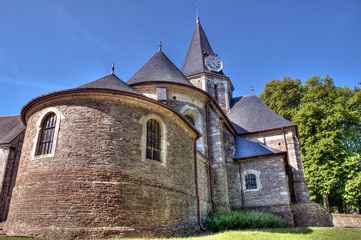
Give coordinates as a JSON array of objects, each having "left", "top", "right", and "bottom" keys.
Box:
[{"left": 260, "top": 75, "right": 361, "bottom": 212}]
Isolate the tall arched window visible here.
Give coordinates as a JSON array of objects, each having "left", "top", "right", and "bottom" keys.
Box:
[
  {"left": 146, "top": 119, "right": 161, "bottom": 161},
  {"left": 245, "top": 174, "right": 257, "bottom": 190},
  {"left": 37, "top": 112, "right": 57, "bottom": 155},
  {"left": 184, "top": 115, "right": 195, "bottom": 126}
]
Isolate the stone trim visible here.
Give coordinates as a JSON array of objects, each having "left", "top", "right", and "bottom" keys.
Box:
[
  {"left": 31, "top": 107, "right": 62, "bottom": 160},
  {"left": 242, "top": 169, "right": 262, "bottom": 191},
  {"left": 139, "top": 114, "right": 168, "bottom": 166}
]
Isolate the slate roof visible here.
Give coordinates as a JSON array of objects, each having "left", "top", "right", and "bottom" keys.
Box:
[
  {"left": 127, "top": 50, "right": 193, "bottom": 87},
  {"left": 181, "top": 18, "right": 225, "bottom": 77},
  {"left": 234, "top": 136, "right": 285, "bottom": 159},
  {"left": 76, "top": 74, "right": 142, "bottom": 95},
  {"left": 228, "top": 94, "right": 295, "bottom": 134},
  {"left": 0, "top": 115, "right": 25, "bottom": 144}
]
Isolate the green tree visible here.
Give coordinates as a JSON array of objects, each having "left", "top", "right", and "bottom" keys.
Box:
[
  {"left": 260, "top": 75, "right": 361, "bottom": 212},
  {"left": 345, "top": 171, "right": 361, "bottom": 211},
  {"left": 259, "top": 77, "right": 304, "bottom": 121}
]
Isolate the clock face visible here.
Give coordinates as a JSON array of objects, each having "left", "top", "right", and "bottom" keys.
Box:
[{"left": 205, "top": 55, "right": 223, "bottom": 72}]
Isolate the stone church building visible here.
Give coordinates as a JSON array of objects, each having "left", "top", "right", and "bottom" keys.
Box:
[{"left": 0, "top": 18, "right": 332, "bottom": 238}]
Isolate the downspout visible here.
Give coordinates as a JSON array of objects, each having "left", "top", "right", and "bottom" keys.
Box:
[
  {"left": 194, "top": 140, "right": 205, "bottom": 231},
  {"left": 238, "top": 162, "right": 244, "bottom": 209},
  {"left": 205, "top": 100, "right": 216, "bottom": 212}
]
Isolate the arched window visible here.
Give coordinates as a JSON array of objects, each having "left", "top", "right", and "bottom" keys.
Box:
[
  {"left": 245, "top": 174, "right": 257, "bottom": 190},
  {"left": 37, "top": 113, "right": 57, "bottom": 155},
  {"left": 146, "top": 119, "right": 161, "bottom": 161},
  {"left": 184, "top": 115, "right": 195, "bottom": 126}
]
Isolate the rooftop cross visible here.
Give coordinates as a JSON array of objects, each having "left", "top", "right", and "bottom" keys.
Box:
[{"left": 196, "top": 2, "right": 199, "bottom": 22}]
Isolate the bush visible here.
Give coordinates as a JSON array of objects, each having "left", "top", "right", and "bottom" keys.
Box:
[{"left": 203, "top": 209, "right": 290, "bottom": 232}]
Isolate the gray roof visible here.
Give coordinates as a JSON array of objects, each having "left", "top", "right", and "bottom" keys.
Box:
[
  {"left": 229, "top": 94, "right": 295, "bottom": 134},
  {"left": 234, "top": 136, "right": 284, "bottom": 159},
  {"left": 181, "top": 18, "right": 225, "bottom": 77},
  {"left": 0, "top": 115, "right": 25, "bottom": 144},
  {"left": 76, "top": 74, "right": 142, "bottom": 95},
  {"left": 127, "top": 50, "right": 193, "bottom": 87}
]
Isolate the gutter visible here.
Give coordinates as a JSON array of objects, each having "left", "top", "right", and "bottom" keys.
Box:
[{"left": 233, "top": 151, "right": 287, "bottom": 161}]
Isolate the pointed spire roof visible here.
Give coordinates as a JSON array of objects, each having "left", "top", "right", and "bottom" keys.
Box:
[
  {"left": 181, "top": 18, "right": 225, "bottom": 77},
  {"left": 76, "top": 74, "right": 142, "bottom": 95},
  {"left": 228, "top": 94, "right": 295, "bottom": 134},
  {"left": 127, "top": 50, "right": 193, "bottom": 87}
]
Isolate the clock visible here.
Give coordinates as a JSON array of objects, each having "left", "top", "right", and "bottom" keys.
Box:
[{"left": 205, "top": 55, "right": 223, "bottom": 72}]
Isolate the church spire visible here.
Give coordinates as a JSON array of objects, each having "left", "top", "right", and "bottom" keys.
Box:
[{"left": 181, "top": 17, "right": 224, "bottom": 77}]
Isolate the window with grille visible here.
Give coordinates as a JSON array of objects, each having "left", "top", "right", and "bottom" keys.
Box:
[
  {"left": 245, "top": 174, "right": 257, "bottom": 190},
  {"left": 184, "top": 115, "right": 195, "bottom": 126},
  {"left": 146, "top": 119, "right": 161, "bottom": 161},
  {"left": 37, "top": 113, "right": 57, "bottom": 155}
]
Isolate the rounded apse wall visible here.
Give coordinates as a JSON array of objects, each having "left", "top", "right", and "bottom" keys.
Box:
[{"left": 5, "top": 94, "right": 198, "bottom": 239}]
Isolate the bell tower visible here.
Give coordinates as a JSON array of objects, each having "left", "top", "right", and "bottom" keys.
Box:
[{"left": 181, "top": 17, "right": 234, "bottom": 113}]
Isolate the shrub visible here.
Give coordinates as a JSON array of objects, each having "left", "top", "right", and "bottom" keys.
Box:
[{"left": 203, "top": 209, "right": 290, "bottom": 232}]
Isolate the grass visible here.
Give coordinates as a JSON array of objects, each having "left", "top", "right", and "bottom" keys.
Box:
[{"left": 1, "top": 228, "right": 361, "bottom": 240}]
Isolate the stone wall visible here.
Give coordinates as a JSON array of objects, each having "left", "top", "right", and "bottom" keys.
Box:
[
  {"left": 5, "top": 95, "right": 200, "bottom": 239},
  {"left": 208, "top": 109, "right": 230, "bottom": 210},
  {"left": 239, "top": 155, "right": 291, "bottom": 207},
  {"left": 332, "top": 214, "right": 361, "bottom": 228},
  {"left": 132, "top": 84, "right": 209, "bottom": 156},
  {"left": 243, "top": 128, "right": 310, "bottom": 202},
  {"left": 196, "top": 154, "right": 212, "bottom": 219},
  {"left": 0, "top": 131, "right": 24, "bottom": 221},
  {"left": 205, "top": 76, "right": 230, "bottom": 113},
  {"left": 227, "top": 154, "right": 294, "bottom": 225},
  {"left": 291, "top": 202, "right": 333, "bottom": 227}
]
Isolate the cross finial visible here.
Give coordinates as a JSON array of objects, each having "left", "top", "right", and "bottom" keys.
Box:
[
  {"left": 111, "top": 61, "right": 115, "bottom": 74},
  {"left": 159, "top": 40, "right": 162, "bottom": 51},
  {"left": 196, "top": 2, "right": 199, "bottom": 22},
  {"left": 252, "top": 85, "right": 254, "bottom": 94}
]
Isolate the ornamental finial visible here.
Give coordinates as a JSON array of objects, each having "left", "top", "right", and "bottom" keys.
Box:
[
  {"left": 111, "top": 61, "right": 115, "bottom": 74},
  {"left": 252, "top": 85, "right": 254, "bottom": 94},
  {"left": 159, "top": 40, "right": 162, "bottom": 51},
  {"left": 196, "top": 2, "right": 199, "bottom": 22}
]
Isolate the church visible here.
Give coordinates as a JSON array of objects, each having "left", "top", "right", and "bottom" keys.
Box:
[{"left": 0, "top": 17, "right": 332, "bottom": 238}]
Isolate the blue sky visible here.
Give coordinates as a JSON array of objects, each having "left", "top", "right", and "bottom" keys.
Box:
[{"left": 1, "top": 0, "right": 361, "bottom": 116}]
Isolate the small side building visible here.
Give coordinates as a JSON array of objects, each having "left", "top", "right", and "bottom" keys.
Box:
[{"left": 0, "top": 115, "right": 25, "bottom": 221}]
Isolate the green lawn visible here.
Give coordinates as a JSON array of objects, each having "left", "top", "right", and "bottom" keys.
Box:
[{"left": 0, "top": 228, "right": 360, "bottom": 240}]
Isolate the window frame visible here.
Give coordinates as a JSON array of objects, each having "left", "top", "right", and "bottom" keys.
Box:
[
  {"left": 146, "top": 119, "right": 162, "bottom": 161},
  {"left": 242, "top": 169, "right": 262, "bottom": 192},
  {"left": 32, "top": 108, "right": 61, "bottom": 159},
  {"left": 245, "top": 173, "right": 257, "bottom": 190},
  {"left": 139, "top": 114, "right": 167, "bottom": 166},
  {"left": 179, "top": 105, "right": 205, "bottom": 154}
]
